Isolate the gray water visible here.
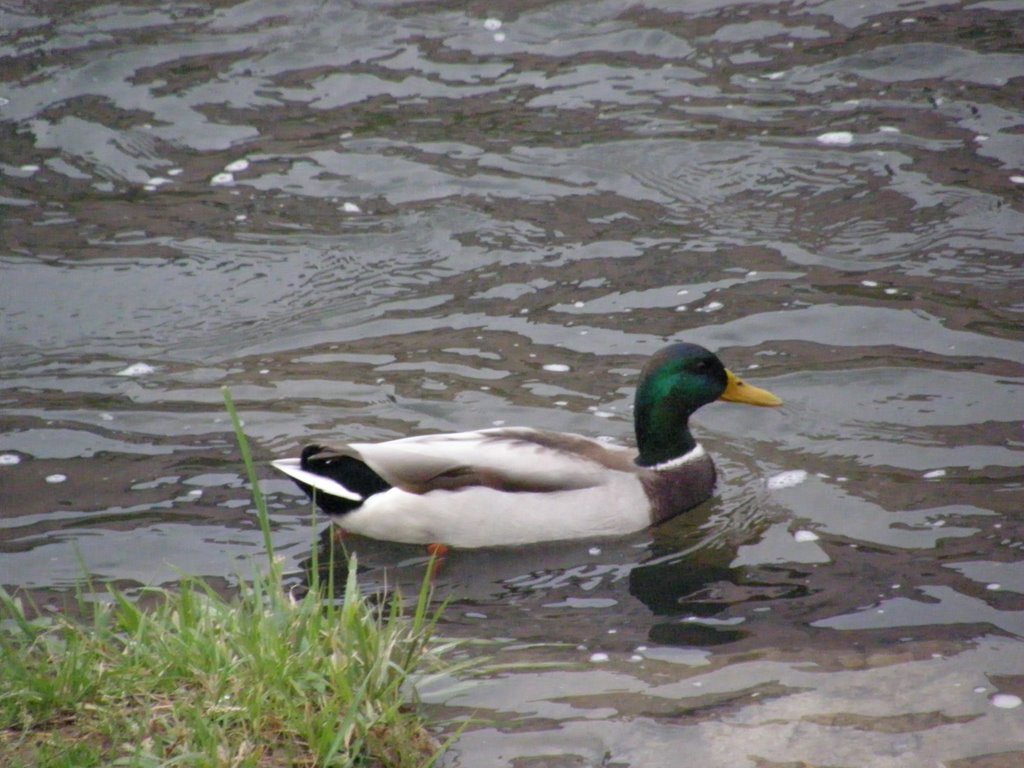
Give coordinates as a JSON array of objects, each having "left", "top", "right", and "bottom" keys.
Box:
[{"left": 2, "top": 1, "right": 1024, "bottom": 765}]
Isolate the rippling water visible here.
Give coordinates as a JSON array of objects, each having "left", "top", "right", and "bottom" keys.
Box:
[{"left": 2, "top": 1, "right": 1024, "bottom": 765}]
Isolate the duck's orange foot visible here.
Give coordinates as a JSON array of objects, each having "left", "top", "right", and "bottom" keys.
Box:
[{"left": 425, "top": 543, "right": 450, "bottom": 580}]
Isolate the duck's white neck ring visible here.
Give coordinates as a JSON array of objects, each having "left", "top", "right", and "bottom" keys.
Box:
[{"left": 649, "top": 443, "right": 706, "bottom": 471}]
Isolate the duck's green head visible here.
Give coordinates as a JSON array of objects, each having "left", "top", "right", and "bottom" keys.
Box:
[{"left": 634, "top": 342, "right": 782, "bottom": 467}]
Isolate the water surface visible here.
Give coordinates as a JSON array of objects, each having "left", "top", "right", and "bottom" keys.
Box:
[{"left": 2, "top": 1, "right": 1024, "bottom": 765}]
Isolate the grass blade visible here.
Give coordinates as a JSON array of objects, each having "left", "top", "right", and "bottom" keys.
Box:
[{"left": 222, "top": 385, "right": 274, "bottom": 563}]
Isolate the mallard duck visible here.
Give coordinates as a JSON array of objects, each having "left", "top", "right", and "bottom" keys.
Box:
[{"left": 272, "top": 342, "right": 782, "bottom": 549}]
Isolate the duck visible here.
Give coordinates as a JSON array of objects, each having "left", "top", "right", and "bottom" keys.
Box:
[{"left": 271, "top": 342, "right": 782, "bottom": 549}]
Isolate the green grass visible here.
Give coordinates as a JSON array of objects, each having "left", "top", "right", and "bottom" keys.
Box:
[{"left": 0, "top": 388, "right": 452, "bottom": 767}]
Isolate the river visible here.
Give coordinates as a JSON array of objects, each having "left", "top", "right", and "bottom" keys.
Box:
[{"left": 2, "top": 1, "right": 1023, "bottom": 765}]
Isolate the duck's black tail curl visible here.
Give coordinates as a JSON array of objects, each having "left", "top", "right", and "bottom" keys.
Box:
[{"left": 294, "top": 444, "right": 391, "bottom": 515}]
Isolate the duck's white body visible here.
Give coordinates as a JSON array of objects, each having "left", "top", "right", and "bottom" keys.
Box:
[{"left": 272, "top": 428, "right": 710, "bottom": 548}]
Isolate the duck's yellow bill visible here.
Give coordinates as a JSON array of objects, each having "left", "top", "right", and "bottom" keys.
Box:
[{"left": 720, "top": 369, "right": 783, "bottom": 407}]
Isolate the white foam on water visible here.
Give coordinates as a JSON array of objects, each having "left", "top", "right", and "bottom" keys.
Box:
[
  {"left": 767, "top": 469, "right": 808, "bottom": 490},
  {"left": 116, "top": 362, "right": 156, "bottom": 376},
  {"left": 992, "top": 694, "right": 1022, "bottom": 709},
  {"left": 817, "top": 131, "right": 853, "bottom": 145}
]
